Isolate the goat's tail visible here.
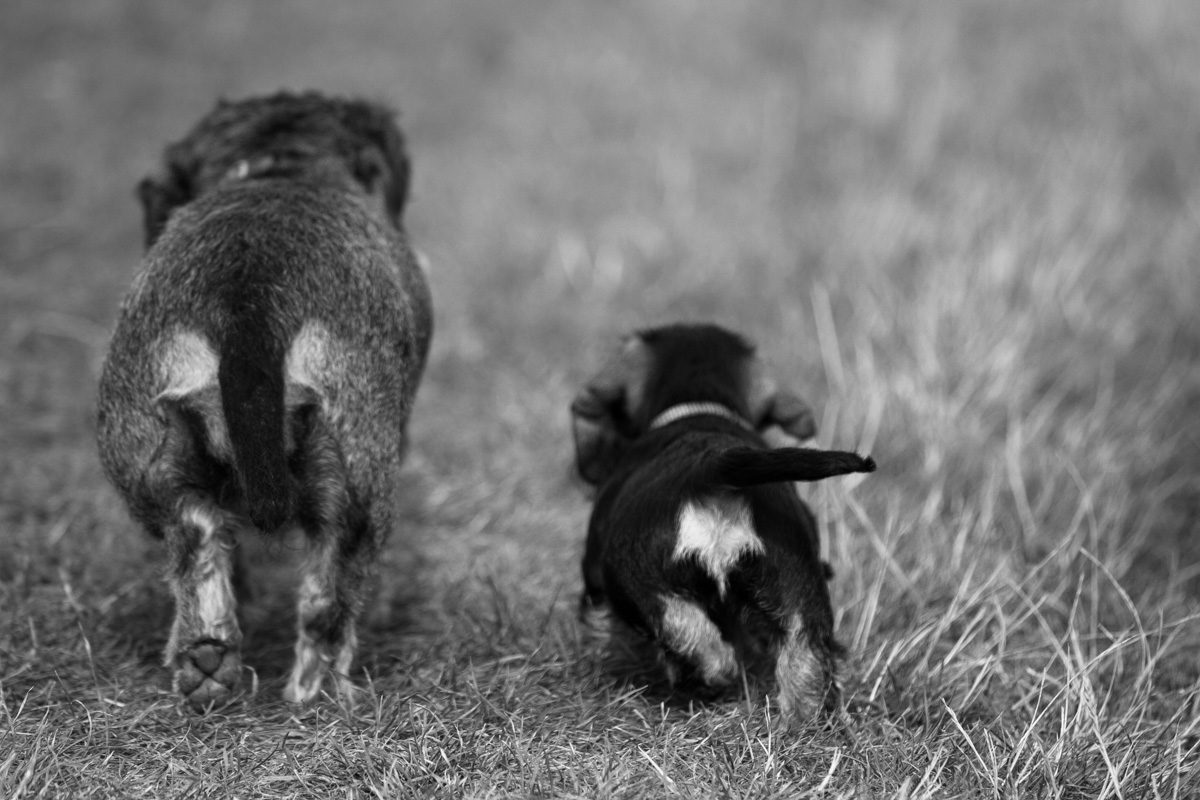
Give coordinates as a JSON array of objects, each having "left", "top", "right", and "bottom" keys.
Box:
[
  {"left": 217, "top": 320, "right": 294, "bottom": 532},
  {"left": 704, "top": 446, "right": 876, "bottom": 489}
]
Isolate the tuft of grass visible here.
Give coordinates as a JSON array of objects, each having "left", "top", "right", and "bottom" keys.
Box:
[{"left": 3, "top": 0, "right": 1200, "bottom": 797}]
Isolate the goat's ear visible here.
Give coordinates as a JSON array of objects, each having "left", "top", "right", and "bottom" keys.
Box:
[
  {"left": 137, "top": 146, "right": 194, "bottom": 249},
  {"left": 747, "top": 362, "right": 817, "bottom": 441},
  {"left": 570, "top": 336, "right": 650, "bottom": 484},
  {"left": 341, "top": 101, "right": 411, "bottom": 225}
]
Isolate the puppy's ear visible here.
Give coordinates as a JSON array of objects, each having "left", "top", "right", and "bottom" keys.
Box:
[
  {"left": 341, "top": 101, "right": 411, "bottom": 225},
  {"left": 137, "top": 143, "right": 198, "bottom": 250},
  {"left": 137, "top": 147, "right": 194, "bottom": 249},
  {"left": 570, "top": 336, "right": 651, "bottom": 484},
  {"left": 747, "top": 362, "right": 817, "bottom": 441}
]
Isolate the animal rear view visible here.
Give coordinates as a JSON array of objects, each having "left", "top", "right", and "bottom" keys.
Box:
[
  {"left": 96, "top": 92, "right": 432, "bottom": 711},
  {"left": 570, "top": 323, "right": 875, "bottom": 727}
]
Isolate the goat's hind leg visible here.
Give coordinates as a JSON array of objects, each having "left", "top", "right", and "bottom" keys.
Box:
[{"left": 164, "top": 496, "right": 243, "bottom": 711}]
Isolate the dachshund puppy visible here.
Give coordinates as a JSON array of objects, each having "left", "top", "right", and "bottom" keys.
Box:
[
  {"left": 96, "top": 92, "right": 433, "bottom": 711},
  {"left": 570, "top": 323, "right": 874, "bottom": 725}
]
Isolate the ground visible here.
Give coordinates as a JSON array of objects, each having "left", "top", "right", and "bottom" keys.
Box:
[{"left": 2, "top": 1, "right": 1199, "bottom": 798}]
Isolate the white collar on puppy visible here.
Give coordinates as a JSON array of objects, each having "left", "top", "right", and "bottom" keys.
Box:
[{"left": 649, "top": 402, "right": 754, "bottom": 432}]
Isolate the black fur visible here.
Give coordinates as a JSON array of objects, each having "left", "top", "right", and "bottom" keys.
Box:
[
  {"left": 709, "top": 447, "right": 876, "bottom": 488},
  {"left": 217, "top": 294, "right": 291, "bottom": 531},
  {"left": 571, "top": 323, "right": 876, "bottom": 726}
]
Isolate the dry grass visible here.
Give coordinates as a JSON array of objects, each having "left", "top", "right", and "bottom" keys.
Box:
[{"left": 3, "top": 0, "right": 1200, "bottom": 797}]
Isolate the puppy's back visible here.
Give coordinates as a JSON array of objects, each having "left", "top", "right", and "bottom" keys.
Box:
[{"left": 589, "top": 428, "right": 862, "bottom": 715}]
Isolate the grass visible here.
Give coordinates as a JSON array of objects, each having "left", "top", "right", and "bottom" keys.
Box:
[{"left": 3, "top": 0, "right": 1200, "bottom": 796}]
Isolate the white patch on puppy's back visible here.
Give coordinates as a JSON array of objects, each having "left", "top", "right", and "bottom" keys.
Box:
[
  {"left": 157, "top": 330, "right": 218, "bottom": 400},
  {"left": 660, "top": 595, "right": 738, "bottom": 685},
  {"left": 673, "top": 497, "right": 763, "bottom": 594}
]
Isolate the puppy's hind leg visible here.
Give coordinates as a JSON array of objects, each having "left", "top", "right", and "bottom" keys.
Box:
[
  {"left": 283, "top": 414, "right": 380, "bottom": 705},
  {"left": 774, "top": 614, "right": 840, "bottom": 728},
  {"left": 285, "top": 510, "right": 380, "bottom": 705},
  {"left": 164, "top": 496, "right": 243, "bottom": 712}
]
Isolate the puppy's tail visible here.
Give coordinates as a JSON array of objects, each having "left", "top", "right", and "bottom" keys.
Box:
[
  {"left": 707, "top": 446, "right": 876, "bottom": 488},
  {"left": 218, "top": 321, "right": 294, "bottom": 533}
]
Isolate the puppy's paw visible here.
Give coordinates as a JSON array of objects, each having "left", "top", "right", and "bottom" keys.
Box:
[
  {"left": 330, "top": 674, "right": 364, "bottom": 709},
  {"left": 283, "top": 640, "right": 360, "bottom": 706},
  {"left": 770, "top": 694, "right": 844, "bottom": 736},
  {"left": 282, "top": 657, "right": 325, "bottom": 705},
  {"left": 282, "top": 665, "right": 362, "bottom": 707},
  {"left": 174, "top": 639, "right": 242, "bottom": 712},
  {"left": 774, "top": 626, "right": 841, "bottom": 730},
  {"left": 579, "top": 595, "right": 614, "bottom": 641}
]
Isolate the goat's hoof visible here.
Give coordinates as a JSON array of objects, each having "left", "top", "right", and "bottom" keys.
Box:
[{"left": 175, "top": 639, "right": 241, "bottom": 712}]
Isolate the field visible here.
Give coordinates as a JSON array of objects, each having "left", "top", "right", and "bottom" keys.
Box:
[{"left": 3, "top": 1, "right": 1200, "bottom": 797}]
